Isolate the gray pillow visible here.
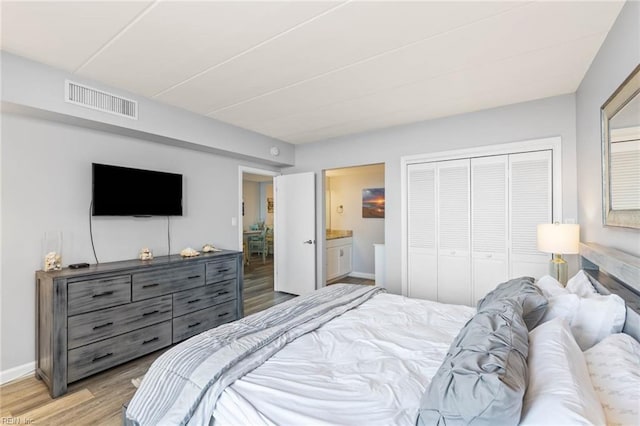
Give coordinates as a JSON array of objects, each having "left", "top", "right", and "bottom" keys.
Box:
[
  {"left": 477, "top": 276, "right": 547, "bottom": 330},
  {"left": 417, "top": 299, "right": 528, "bottom": 426}
]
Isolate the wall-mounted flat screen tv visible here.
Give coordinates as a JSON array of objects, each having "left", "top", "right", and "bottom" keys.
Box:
[{"left": 92, "top": 163, "right": 183, "bottom": 216}]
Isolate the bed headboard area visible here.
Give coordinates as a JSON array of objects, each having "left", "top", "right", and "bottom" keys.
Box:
[{"left": 580, "top": 242, "right": 640, "bottom": 341}]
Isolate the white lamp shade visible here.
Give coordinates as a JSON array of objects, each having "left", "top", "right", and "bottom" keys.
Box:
[{"left": 537, "top": 223, "right": 580, "bottom": 254}]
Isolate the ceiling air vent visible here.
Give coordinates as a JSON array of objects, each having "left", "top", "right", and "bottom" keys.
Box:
[{"left": 65, "top": 80, "right": 138, "bottom": 119}]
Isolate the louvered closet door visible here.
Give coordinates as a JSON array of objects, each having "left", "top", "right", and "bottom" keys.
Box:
[
  {"left": 509, "top": 151, "right": 552, "bottom": 278},
  {"left": 407, "top": 163, "right": 438, "bottom": 300},
  {"left": 437, "top": 159, "right": 471, "bottom": 306},
  {"left": 471, "top": 156, "right": 508, "bottom": 303}
]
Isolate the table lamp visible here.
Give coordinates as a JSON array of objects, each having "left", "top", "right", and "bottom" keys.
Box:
[{"left": 536, "top": 223, "right": 580, "bottom": 285}]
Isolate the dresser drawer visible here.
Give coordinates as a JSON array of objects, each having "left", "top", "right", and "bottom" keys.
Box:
[
  {"left": 68, "top": 295, "right": 172, "bottom": 349},
  {"left": 172, "top": 301, "right": 237, "bottom": 343},
  {"left": 173, "top": 280, "right": 237, "bottom": 317},
  {"left": 206, "top": 259, "right": 237, "bottom": 285},
  {"left": 132, "top": 264, "right": 205, "bottom": 301},
  {"left": 67, "top": 321, "right": 171, "bottom": 383},
  {"left": 67, "top": 275, "right": 131, "bottom": 316}
]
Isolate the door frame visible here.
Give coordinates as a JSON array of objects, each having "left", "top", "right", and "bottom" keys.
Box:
[
  {"left": 400, "top": 136, "right": 562, "bottom": 297},
  {"left": 238, "top": 165, "right": 280, "bottom": 265}
]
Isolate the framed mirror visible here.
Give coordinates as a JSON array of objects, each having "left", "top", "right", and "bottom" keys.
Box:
[{"left": 601, "top": 64, "right": 640, "bottom": 229}]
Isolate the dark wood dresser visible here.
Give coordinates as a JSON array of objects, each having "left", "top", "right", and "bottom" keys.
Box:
[{"left": 35, "top": 250, "right": 243, "bottom": 398}]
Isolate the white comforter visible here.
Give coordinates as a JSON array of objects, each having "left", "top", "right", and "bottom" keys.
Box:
[{"left": 214, "top": 293, "right": 475, "bottom": 426}]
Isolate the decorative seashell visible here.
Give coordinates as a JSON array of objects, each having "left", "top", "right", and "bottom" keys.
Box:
[
  {"left": 202, "top": 244, "right": 220, "bottom": 253},
  {"left": 44, "top": 251, "right": 61, "bottom": 271},
  {"left": 139, "top": 247, "right": 153, "bottom": 260},
  {"left": 180, "top": 247, "right": 200, "bottom": 257}
]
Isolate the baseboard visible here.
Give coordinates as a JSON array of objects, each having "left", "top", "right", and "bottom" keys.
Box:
[
  {"left": 349, "top": 272, "right": 375, "bottom": 280},
  {"left": 0, "top": 361, "right": 35, "bottom": 385}
]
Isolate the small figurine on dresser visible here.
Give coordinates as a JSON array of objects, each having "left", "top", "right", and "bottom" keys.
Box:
[{"left": 139, "top": 247, "right": 153, "bottom": 260}]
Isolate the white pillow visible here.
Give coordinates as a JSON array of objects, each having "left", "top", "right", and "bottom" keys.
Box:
[
  {"left": 566, "top": 270, "right": 597, "bottom": 297},
  {"left": 540, "top": 293, "right": 580, "bottom": 324},
  {"left": 571, "top": 293, "right": 626, "bottom": 350},
  {"left": 584, "top": 333, "right": 640, "bottom": 426},
  {"left": 536, "top": 275, "right": 568, "bottom": 298},
  {"left": 521, "top": 318, "right": 606, "bottom": 426}
]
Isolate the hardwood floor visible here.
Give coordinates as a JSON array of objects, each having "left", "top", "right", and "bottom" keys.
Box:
[
  {"left": 243, "top": 254, "right": 296, "bottom": 316},
  {"left": 0, "top": 254, "right": 293, "bottom": 425},
  {"left": 328, "top": 275, "right": 375, "bottom": 286}
]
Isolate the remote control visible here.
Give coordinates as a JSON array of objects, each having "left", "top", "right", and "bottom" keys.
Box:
[{"left": 69, "top": 263, "right": 90, "bottom": 269}]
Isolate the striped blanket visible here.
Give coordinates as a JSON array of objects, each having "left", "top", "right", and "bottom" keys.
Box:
[{"left": 125, "top": 284, "right": 385, "bottom": 426}]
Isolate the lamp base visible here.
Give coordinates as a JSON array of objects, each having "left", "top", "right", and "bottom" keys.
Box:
[{"left": 549, "top": 254, "right": 568, "bottom": 285}]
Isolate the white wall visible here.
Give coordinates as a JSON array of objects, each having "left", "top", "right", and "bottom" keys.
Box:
[
  {"left": 242, "top": 181, "right": 260, "bottom": 230},
  {"left": 327, "top": 169, "right": 385, "bottom": 276},
  {"left": 288, "top": 94, "right": 578, "bottom": 295},
  {"left": 0, "top": 112, "right": 277, "bottom": 376},
  {"left": 576, "top": 0, "right": 640, "bottom": 256},
  {"left": 1, "top": 52, "right": 294, "bottom": 167}
]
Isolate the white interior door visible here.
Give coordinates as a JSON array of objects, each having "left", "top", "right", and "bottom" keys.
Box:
[
  {"left": 509, "top": 151, "right": 552, "bottom": 278},
  {"left": 437, "top": 159, "right": 471, "bottom": 306},
  {"left": 274, "top": 172, "right": 316, "bottom": 295},
  {"left": 407, "top": 163, "right": 438, "bottom": 300},
  {"left": 471, "top": 155, "right": 509, "bottom": 302}
]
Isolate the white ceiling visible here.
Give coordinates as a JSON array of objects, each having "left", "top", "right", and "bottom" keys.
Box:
[{"left": 1, "top": 1, "right": 625, "bottom": 144}]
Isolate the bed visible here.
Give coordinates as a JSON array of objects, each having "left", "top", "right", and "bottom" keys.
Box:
[{"left": 124, "top": 244, "right": 640, "bottom": 426}]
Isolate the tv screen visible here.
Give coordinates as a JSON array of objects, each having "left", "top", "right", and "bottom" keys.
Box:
[{"left": 92, "top": 163, "right": 183, "bottom": 216}]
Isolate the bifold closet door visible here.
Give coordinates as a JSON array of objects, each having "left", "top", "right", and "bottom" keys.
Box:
[
  {"left": 471, "top": 156, "right": 508, "bottom": 303},
  {"left": 437, "top": 159, "right": 471, "bottom": 306},
  {"left": 509, "top": 151, "right": 552, "bottom": 278},
  {"left": 407, "top": 163, "right": 437, "bottom": 300}
]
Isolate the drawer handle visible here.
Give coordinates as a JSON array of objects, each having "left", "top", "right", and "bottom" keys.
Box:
[
  {"left": 217, "top": 291, "right": 229, "bottom": 296},
  {"left": 188, "top": 322, "right": 201, "bottom": 328},
  {"left": 188, "top": 275, "right": 201, "bottom": 280},
  {"left": 217, "top": 268, "right": 230, "bottom": 273},
  {"left": 92, "top": 322, "right": 113, "bottom": 330},
  {"left": 93, "top": 291, "right": 114, "bottom": 298},
  {"left": 218, "top": 312, "right": 230, "bottom": 318},
  {"left": 142, "top": 337, "right": 159, "bottom": 345},
  {"left": 142, "top": 310, "right": 159, "bottom": 317},
  {"left": 92, "top": 352, "right": 113, "bottom": 363},
  {"left": 142, "top": 283, "right": 159, "bottom": 289},
  {"left": 187, "top": 299, "right": 201, "bottom": 304}
]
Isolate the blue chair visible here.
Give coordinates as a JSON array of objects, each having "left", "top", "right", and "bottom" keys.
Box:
[{"left": 248, "top": 228, "right": 267, "bottom": 263}]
